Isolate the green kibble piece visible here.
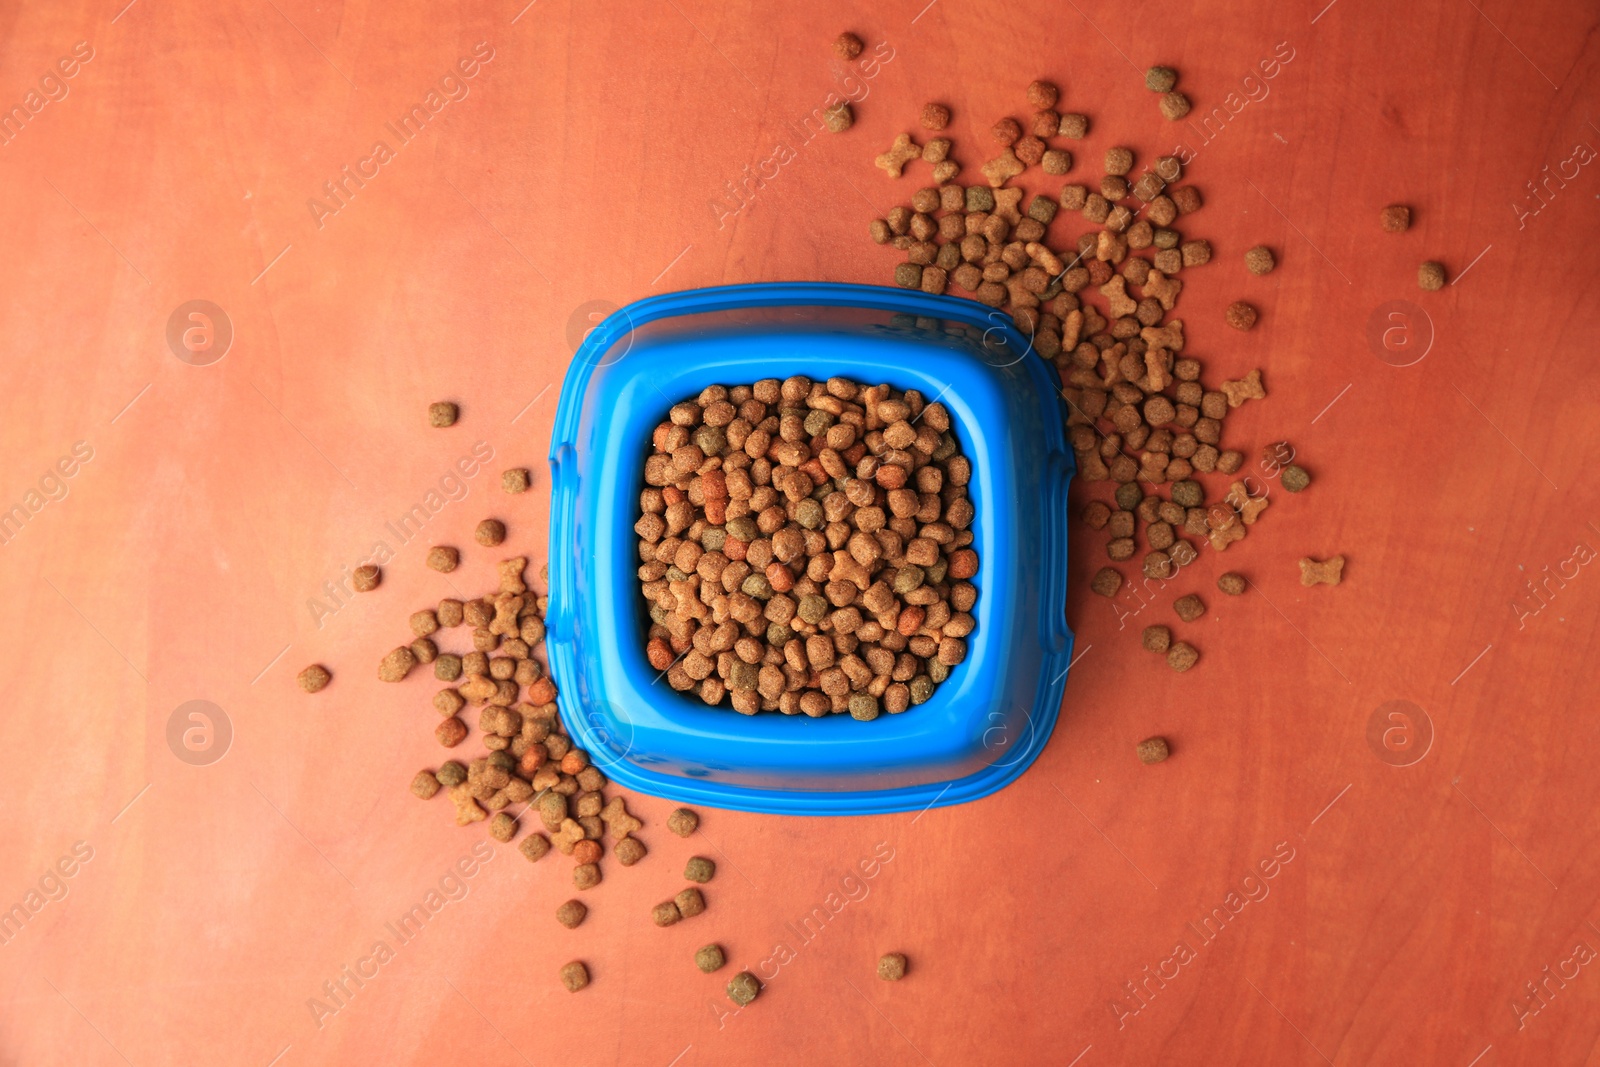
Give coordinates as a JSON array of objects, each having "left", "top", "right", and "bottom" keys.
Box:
[
  {"left": 436, "top": 761, "right": 467, "bottom": 787},
  {"left": 765, "top": 622, "right": 794, "bottom": 647},
  {"left": 1281, "top": 465, "right": 1310, "bottom": 492},
  {"left": 1171, "top": 480, "right": 1203, "bottom": 508},
  {"left": 1145, "top": 66, "right": 1178, "bottom": 93},
  {"left": 702, "top": 527, "right": 727, "bottom": 551},
  {"left": 909, "top": 676, "right": 934, "bottom": 704},
  {"left": 804, "top": 409, "right": 834, "bottom": 436},
  {"left": 894, "top": 263, "right": 923, "bottom": 289},
  {"left": 487, "top": 750, "right": 515, "bottom": 772},
  {"left": 685, "top": 856, "right": 716, "bottom": 883},
  {"left": 741, "top": 574, "right": 772, "bottom": 599},
  {"left": 892, "top": 565, "right": 926, "bottom": 594},
  {"left": 434, "top": 654, "right": 462, "bottom": 681},
  {"left": 795, "top": 498, "right": 825, "bottom": 529},
  {"left": 849, "top": 694, "right": 880, "bottom": 721},
  {"left": 696, "top": 944, "right": 727, "bottom": 973},
  {"left": 726, "top": 517, "right": 759, "bottom": 541},
  {"left": 797, "top": 595, "right": 830, "bottom": 624},
  {"left": 1115, "top": 482, "right": 1143, "bottom": 511},
  {"left": 965, "top": 186, "right": 996, "bottom": 212},
  {"left": 928, "top": 660, "right": 950, "bottom": 684},
  {"left": 925, "top": 557, "right": 948, "bottom": 585},
  {"left": 1153, "top": 227, "right": 1180, "bottom": 250},
  {"left": 727, "top": 971, "right": 761, "bottom": 1006}
]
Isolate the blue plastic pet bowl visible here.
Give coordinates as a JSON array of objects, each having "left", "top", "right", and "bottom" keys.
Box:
[{"left": 547, "top": 282, "right": 1074, "bottom": 815}]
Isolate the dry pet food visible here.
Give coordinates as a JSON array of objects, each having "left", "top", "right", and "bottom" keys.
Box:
[
  {"left": 298, "top": 664, "right": 331, "bottom": 693},
  {"left": 878, "top": 952, "right": 908, "bottom": 981},
  {"left": 410, "top": 770, "right": 440, "bottom": 799},
  {"left": 1173, "top": 594, "right": 1205, "bottom": 622},
  {"left": 1136, "top": 736, "right": 1170, "bottom": 764},
  {"left": 1244, "top": 246, "right": 1275, "bottom": 275},
  {"left": 696, "top": 944, "right": 727, "bottom": 973},
  {"left": 502, "top": 468, "right": 530, "bottom": 493},
  {"left": 1299, "top": 556, "right": 1345, "bottom": 586},
  {"left": 1418, "top": 261, "right": 1446, "bottom": 291},
  {"left": 1380, "top": 204, "right": 1411, "bottom": 233},
  {"left": 615, "top": 838, "right": 647, "bottom": 866},
  {"left": 637, "top": 378, "right": 978, "bottom": 716},
  {"left": 428, "top": 401, "right": 458, "bottom": 428},
  {"left": 353, "top": 564, "right": 381, "bottom": 592},
  {"left": 489, "top": 812, "right": 517, "bottom": 842},
  {"left": 556, "top": 899, "right": 588, "bottom": 929},
  {"left": 379, "top": 647, "right": 417, "bottom": 682},
  {"left": 1166, "top": 641, "right": 1198, "bottom": 672},
  {"left": 685, "top": 856, "right": 716, "bottom": 883},
  {"left": 426, "top": 546, "right": 460, "bottom": 572},
  {"left": 1091, "top": 567, "right": 1123, "bottom": 598},
  {"left": 1144, "top": 66, "right": 1177, "bottom": 92},
  {"left": 824, "top": 102, "right": 853, "bottom": 133},
  {"left": 475, "top": 519, "right": 506, "bottom": 546},
  {"left": 833, "top": 32, "right": 863, "bottom": 59},
  {"left": 560, "top": 961, "right": 589, "bottom": 992},
  {"left": 1217, "top": 572, "right": 1247, "bottom": 595},
  {"left": 876, "top": 134, "right": 922, "bottom": 178},
  {"left": 519, "top": 834, "right": 551, "bottom": 862},
  {"left": 1281, "top": 465, "right": 1310, "bottom": 492},
  {"left": 652, "top": 901, "right": 682, "bottom": 927},
  {"left": 668, "top": 807, "right": 699, "bottom": 837},
  {"left": 727, "top": 971, "right": 762, "bottom": 1006},
  {"left": 1225, "top": 302, "right": 1258, "bottom": 331},
  {"left": 1141, "top": 625, "right": 1170, "bottom": 653},
  {"left": 920, "top": 103, "right": 950, "bottom": 130},
  {"left": 675, "top": 887, "right": 706, "bottom": 918}
]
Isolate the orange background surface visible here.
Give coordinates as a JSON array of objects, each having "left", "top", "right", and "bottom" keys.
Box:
[{"left": 2, "top": 0, "right": 1598, "bottom": 1063}]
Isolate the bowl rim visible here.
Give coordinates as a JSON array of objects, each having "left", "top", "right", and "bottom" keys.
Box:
[{"left": 547, "top": 282, "right": 1075, "bottom": 815}]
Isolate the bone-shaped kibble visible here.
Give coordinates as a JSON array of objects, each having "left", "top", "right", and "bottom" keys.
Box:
[
  {"left": 875, "top": 134, "right": 921, "bottom": 178},
  {"left": 600, "top": 796, "right": 642, "bottom": 840},
  {"left": 1208, "top": 521, "right": 1246, "bottom": 552},
  {"left": 1221, "top": 369, "right": 1266, "bottom": 408},
  {"left": 1299, "top": 556, "right": 1345, "bottom": 586},
  {"left": 498, "top": 557, "right": 527, "bottom": 595},
  {"left": 448, "top": 784, "right": 487, "bottom": 826},
  {"left": 1142, "top": 270, "right": 1182, "bottom": 310},
  {"left": 1141, "top": 320, "right": 1184, "bottom": 353},
  {"left": 1142, "top": 348, "right": 1173, "bottom": 393},
  {"left": 1224, "top": 481, "right": 1269, "bottom": 525},
  {"left": 932, "top": 160, "right": 960, "bottom": 183},
  {"left": 489, "top": 593, "right": 524, "bottom": 637},
  {"left": 1100, "top": 276, "right": 1137, "bottom": 319},
  {"left": 992, "top": 187, "right": 1023, "bottom": 225},
  {"left": 981, "top": 148, "right": 1025, "bottom": 188}
]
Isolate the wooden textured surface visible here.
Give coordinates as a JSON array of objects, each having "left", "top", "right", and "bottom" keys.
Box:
[{"left": 2, "top": 0, "right": 1598, "bottom": 1063}]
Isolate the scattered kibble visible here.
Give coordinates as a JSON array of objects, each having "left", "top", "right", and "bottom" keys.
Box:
[
  {"left": 1244, "top": 246, "right": 1275, "bottom": 275},
  {"left": 1225, "top": 302, "right": 1258, "bottom": 331},
  {"left": 824, "top": 102, "right": 853, "bottom": 133},
  {"left": 1418, "top": 261, "right": 1446, "bottom": 291},
  {"left": 556, "top": 899, "right": 588, "bottom": 929},
  {"left": 652, "top": 901, "right": 682, "bottom": 927},
  {"left": 489, "top": 812, "right": 517, "bottom": 842},
  {"left": 378, "top": 647, "right": 416, "bottom": 683},
  {"left": 1174, "top": 594, "right": 1205, "bottom": 622},
  {"left": 1380, "top": 204, "right": 1411, "bottom": 233},
  {"left": 353, "top": 564, "right": 381, "bottom": 592},
  {"left": 696, "top": 944, "right": 727, "bottom": 973},
  {"left": 1142, "top": 625, "right": 1170, "bottom": 653},
  {"left": 426, "top": 546, "right": 460, "bottom": 572},
  {"left": 833, "top": 32, "right": 863, "bottom": 60},
  {"left": 410, "top": 770, "right": 440, "bottom": 799},
  {"left": 1144, "top": 66, "right": 1177, "bottom": 92},
  {"left": 875, "top": 133, "right": 922, "bottom": 178},
  {"left": 878, "top": 952, "right": 908, "bottom": 981},
  {"left": 1281, "top": 465, "right": 1310, "bottom": 492},
  {"left": 675, "top": 888, "right": 706, "bottom": 918},
  {"left": 560, "top": 961, "right": 589, "bottom": 992},
  {"left": 920, "top": 103, "right": 950, "bottom": 130},
  {"left": 474, "top": 519, "right": 506, "bottom": 547},
  {"left": 428, "top": 402, "right": 458, "bottom": 428},
  {"left": 1217, "top": 573, "right": 1247, "bottom": 595},
  {"left": 1298, "top": 556, "right": 1345, "bottom": 586},
  {"left": 519, "top": 834, "right": 550, "bottom": 862},
  {"left": 1091, "top": 567, "right": 1123, "bottom": 598},
  {"left": 685, "top": 856, "right": 716, "bottom": 883},
  {"left": 1166, "top": 642, "right": 1198, "bottom": 672},
  {"left": 573, "top": 863, "right": 602, "bottom": 890},
  {"left": 298, "top": 664, "right": 331, "bottom": 693},
  {"left": 668, "top": 807, "right": 699, "bottom": 837},
  {"left": 727, "top": 971, "right": 761, "bottom": 1006},
  {"left": 615, "top": 838, "right": 647, "bottom": 866},
  {"left": 1026, "top": 80, "right": 1058, "bottom": 109},
  {"left": 501, "top": 468, "right": 530, "bottom": 493},
  {"left": 1136, "top": 736, "right": 1170, "bottom": 764},
  {"left": 1159, "top": 92, "right": 1190, "bottom": 120}
]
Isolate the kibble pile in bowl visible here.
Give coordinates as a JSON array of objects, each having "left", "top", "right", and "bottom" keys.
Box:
[{"left": 634, "top": 375, "right": 979, "bottom": 719}]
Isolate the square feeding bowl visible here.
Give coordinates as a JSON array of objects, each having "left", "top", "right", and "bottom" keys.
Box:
[{"left": 547, "top": 283, "right": 1075, "bottom": 815}]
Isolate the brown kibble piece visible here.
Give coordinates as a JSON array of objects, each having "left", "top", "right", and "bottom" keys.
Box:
[
  {"left": 823, "top": 102, "right": 853, "bottom": 133},
  {"left": 353, "top": 564, "right": 381, "bottom": 592},
  {"left": 1299, "top": 556, "right": 1345, "bottom": 586},
  {"left": 502, "top": 468, "right": 530, "bottom": 494},
  {"left": 560, "top": 961, "right": 589, "bottom": 992},
  {"left": 1418, "top": 261, "right": 1446, "bottom": 291},
  {"left": 1141, "top": 625, "right": 1170, "bottom": 653},
  {"left": 696, "top": 945, "right": 727, "bottom": 973},
  {"left": 1226, "top": 302, "right": 1258, "bottom": 331},
  {"left": 426, "top": 546, "right": 460, "bottom": 572},
  {"left": 573, "top": 863, "right": 601, "bottom": 890},
  {"left": 685, "top": 856, "right": 716, "bottom": 883},
  {"left": 727, "top": 972, "right": 761, "bottom": 1006},
  {"left": 1091, "top": 567, "right": 1123, "bottom": 598},
  {"left": 675, "top": 888, "right": 706, "bottom": 918},
  {"left": 489, "top": 812, "right": 517, "bottom": 842},
  {"left": 615, "top": 837, "right": 647, "bottom": 866},
  {"left": 876, "top": 134, "right": 922, "bottom": 178},
  {"left": 1026, "top": 80, "right": 1058, "bottom": 108},
  {"left": 1166, "top": 642, "right": 1198, "bottom": 672},
  {"left": 600, "top": 796, "right": 643, "bottom": 840},
  {"left": 878, "top": 952, "right": 908, "bottom": 981},
  {"left": 833, "top": 32, "right": 863, "bottom": 59},
  {"left": 920, "top": 103, "right": 950, "bottom": 130},
  {"left": 298, "top": 664, "right": 331, "bottom": 693},
  {"left": 667, "top": 807, "right": 699, "bottom": 836},
  {"left": 1159, "top": 92, "right": 1190, "bottom": 120},
  {"left": 1144, "top": 66, "right": 1177, "bottom": 92},
  {"left": 1220, "top": 369, "right": 1266, "bottom": 408},
  {"left": 1244, "top": 246, "right": 1275, "bottom": 275},
  {"left": 1282, "top": 465, "right": 1311, "bottom": 492},
  {"left": 410, "top": 770, "right": 440, "bottom": 799},
  {"left": 1136, "top": 736, "right": 1170, "bottom": 764},
  {"left": 519, "top": 834, "right": 551, "bottom": 862},
  {"left": 1380, "top": 204, "right": 1411, "bottom": 233},
  {"left": 1218, "top": 572, "right": 1247, "bottom": 595},
  {"left": 1174, "top": 594, "right": 1205, "bottom": 622},
  {"left": 428, "top": 402, "right": 458, "bottom": 428},
  {"left": 652, "top": 901, "right": 682, "bottom": 927},
  {"left": 379, "top": 647, "right": 417, "bottom": 683},
  {"left": 556, "top": 899, "right": 588, "bottom": 929},
  {"left": 475, "top": 519, "right": 506, "bottom": 546}
]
